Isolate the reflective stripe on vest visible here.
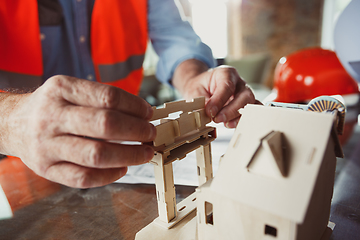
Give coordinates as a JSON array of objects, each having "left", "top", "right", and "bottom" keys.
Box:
[
  {"left": 98, "top": 54, "right": 145, "bottom": 83},
  {"left": 0, "top": 0, "right": 148, "bottom": 95},
  {"left": 91, "top": 0, "right": 148, "bottom": 95},
  {"left": 0, "top": 70, "right": 43, "bottom": 91}
]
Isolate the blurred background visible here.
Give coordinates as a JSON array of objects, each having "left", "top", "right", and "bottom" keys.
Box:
[{"left": 140, "top": 0, "right": 355, "bottom": 106}]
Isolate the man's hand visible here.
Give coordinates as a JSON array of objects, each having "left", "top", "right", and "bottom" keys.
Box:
[
  {"left": 172, "top": 59, "right": 260, "bottom": 128},
  {"left": 0, "top": 75, "right": 155, "bottom": 188}
]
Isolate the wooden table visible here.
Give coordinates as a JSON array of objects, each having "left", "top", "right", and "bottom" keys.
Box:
[
  {"left": 0, "top": 156, "right": 196, "bottom": 240},
  {"left": 0, "top": 126, "right": 359, "bottom": 240}
]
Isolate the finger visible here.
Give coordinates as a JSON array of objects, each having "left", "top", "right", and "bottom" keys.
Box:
[
  {"left": 45, "top": 162, "right": 128, "bottom": 188},
  {"left": 43, "top": 75, "right": 153, "bottom": 119},
  {"left": 46, "top": 135, "right": 155, "bottom": 169},
  {"left": 183, "top": 80, "right": 211, "bottom": 102},
  {"left": 224, "top": 117, "right": 240, "bottom": 129},
  {"left": 58, "top": 105, "right": 156, "bottom": 141},
  {"left": 205, "top": 67, "right": 242, "bottom": 118},
  {"left": 213, "top": 86, "right": 255, "bottom": 123},
  {"left": 222, "top": 99, "right": 262, "bottom": 129}
]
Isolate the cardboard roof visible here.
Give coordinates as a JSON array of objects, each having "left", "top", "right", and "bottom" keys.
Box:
[{"left": 210, "top": 104, "right": 339, "bottom": 223}]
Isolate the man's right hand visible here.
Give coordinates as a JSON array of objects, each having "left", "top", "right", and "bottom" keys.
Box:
[{"left": 0, "top": 75, "right": 156, "bottom": 188}]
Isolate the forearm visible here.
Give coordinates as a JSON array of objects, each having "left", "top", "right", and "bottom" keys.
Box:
[{"left": 172, "top": 59, "right": 209, "bottom": 98}]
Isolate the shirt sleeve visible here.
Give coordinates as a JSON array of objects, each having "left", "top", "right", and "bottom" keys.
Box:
[{"left": 148, "top": 0, "right": 216, "bottom": 84}]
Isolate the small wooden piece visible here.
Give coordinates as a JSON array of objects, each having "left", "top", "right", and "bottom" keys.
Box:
[
  {"left": 152, "top": 152, "right": 177, "bottom": 223},
  {"left": 153, "top": 192, "right": 198, "bottom": 229},
  {"left": 136, "top": 209, "right": 197, "bottom": 240},
  {"left": 150, "top": 97, "right": 206, "bottom": 121},
  {"left": 196, "top": 144, "right": 213, "bottom": 186},
  {"left": 247, "top": 130, "right": 288, "bottom": 178},
  {"left": 138, "top": 97, "right": 216, "bottom": 234},
  {"left": 150, "top": 98, "right": 211, "bottom": 148}
]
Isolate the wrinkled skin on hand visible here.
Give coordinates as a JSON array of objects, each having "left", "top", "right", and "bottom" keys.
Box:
[
  {"left": 1, "top": 75, "right": 156, "bottom": 188},
  {"left": 173, "top": 60, "right": 261, "bottom": 128}
]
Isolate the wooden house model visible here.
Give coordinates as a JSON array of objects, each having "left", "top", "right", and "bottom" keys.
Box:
[
  {"left": 196, "top": 103, "right": 343, "bottom": 240},
  {"left": 136, "top": 96, "right": 344, "bottom": 240}
]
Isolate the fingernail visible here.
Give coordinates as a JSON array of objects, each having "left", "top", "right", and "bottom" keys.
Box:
[
  {"left": 146, "top": 106, "right": 153, "bottom": 120},
  {"left": 144, "top": 146, "right": 154, "bottom": 162},
  {"left": 148, "top": 124, "right": 156, "bottom": 140},
  {"left": 215, "top": 113, "right": 226, "bottom": 123},
  {"left": 210, "top": 106, "right": 218, "bottom": 118},
  {"left": 225, "top": 120, "right": 238, "bottom": 129}
]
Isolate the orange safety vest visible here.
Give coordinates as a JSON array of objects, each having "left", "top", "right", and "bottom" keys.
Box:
[{"left": 0, "top": 0, "right": 148, "bottom": 95}]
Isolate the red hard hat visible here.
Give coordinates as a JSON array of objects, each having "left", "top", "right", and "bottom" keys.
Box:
[{"left": 273, "top": 47, "right": 359, "bottom": 103}]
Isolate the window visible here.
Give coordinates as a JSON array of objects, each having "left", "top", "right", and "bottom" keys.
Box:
[
  {"left": 321, "top": 0, "right": 352, "bottom": 49},
  {"left": 265, "top": 224, "right": 277, "bottom": 237},
  {"left": 205, "top": 201, "right": 213, "bottom": 225},
  {"left": 190, "top": 0, "right": 228, "bottom": 59}
]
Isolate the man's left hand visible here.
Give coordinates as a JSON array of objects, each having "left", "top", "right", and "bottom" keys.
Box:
[{"left": 172, "top": 59, "right": 260, "bottom": 128}]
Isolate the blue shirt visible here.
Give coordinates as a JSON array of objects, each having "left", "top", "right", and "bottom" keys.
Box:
[{"left": 40, "top": 0, "right": 216, "bottom": 84}]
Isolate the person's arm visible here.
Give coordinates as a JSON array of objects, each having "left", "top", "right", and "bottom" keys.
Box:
[
  {"left": 0, "top": 75, "right": 155, "bottom": 188},
  {"left": 148, "top": 0, "right": 216, "bottom": 84},
  {"left": 148, "top": 0, "right": 258, "bottom": 128},
  {"left": 172, "top": 59, "right": 258, "bottom": 128}
]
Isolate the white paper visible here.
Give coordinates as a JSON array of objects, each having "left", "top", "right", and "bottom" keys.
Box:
[{"left": 0, "top": 184, "right": 13, "bottom": 220}]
